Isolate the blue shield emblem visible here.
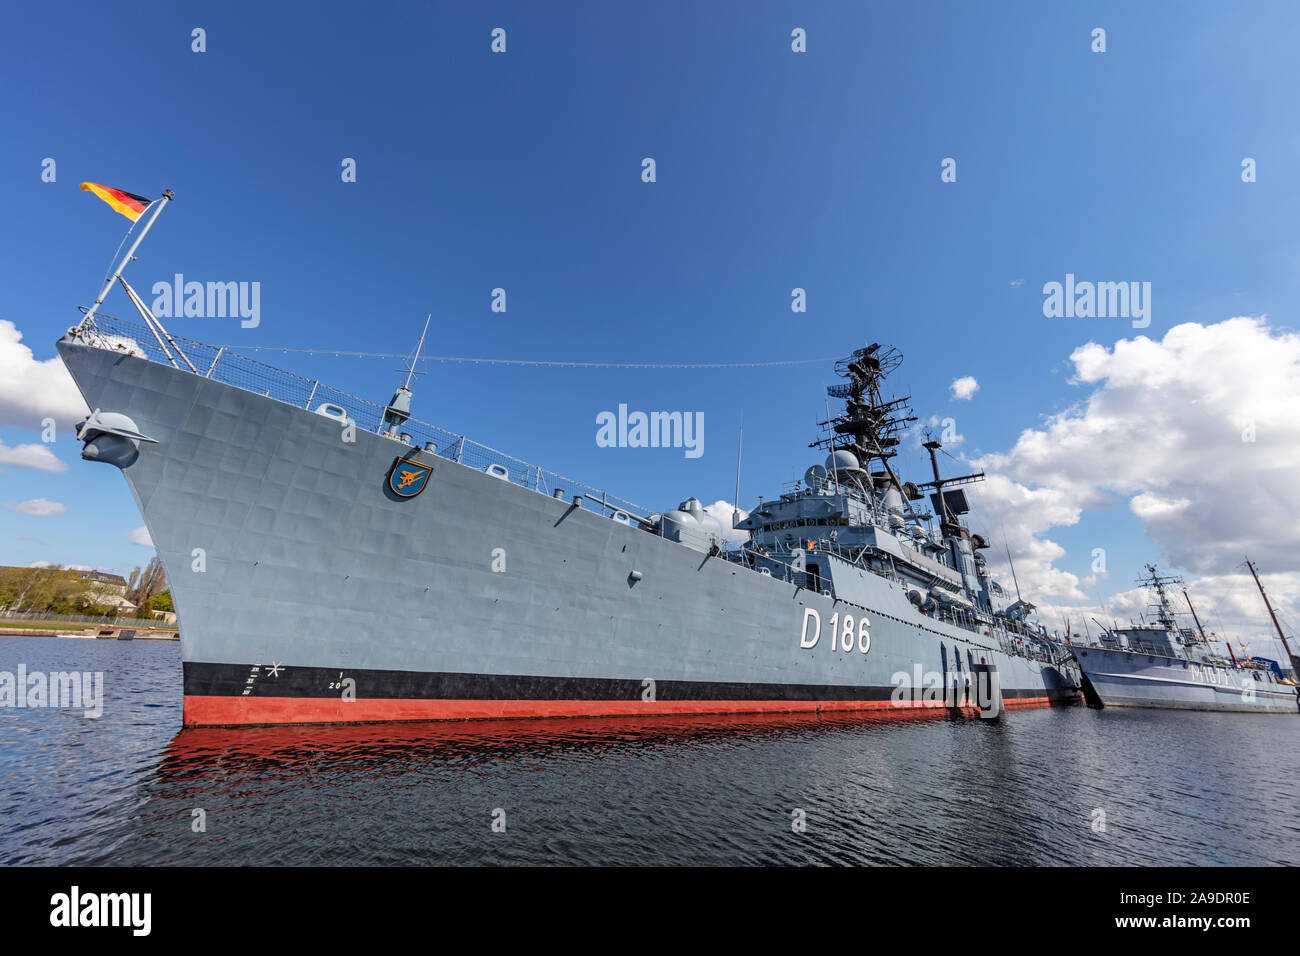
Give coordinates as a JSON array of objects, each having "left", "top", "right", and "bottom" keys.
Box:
[{"left": 388, "top": 456, "right": 432, "bottom": 498}]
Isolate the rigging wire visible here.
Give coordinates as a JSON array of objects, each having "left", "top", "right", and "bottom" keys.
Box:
[
  {"left": 100, "top": 218, "right": 139, "bottom": 284},
  {"left": 216, "top": 344, "right": 838, "bottom": 370}
]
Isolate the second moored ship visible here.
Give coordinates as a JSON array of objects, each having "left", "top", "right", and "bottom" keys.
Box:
[{"left": 1070, "top": 565, "right": 1299, "bottom": 714}]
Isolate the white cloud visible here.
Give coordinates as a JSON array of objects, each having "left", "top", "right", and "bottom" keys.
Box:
[
  {"left": 0, "top": 441, "right": 66, "bottom": 472},
  {"left": 1009, "top": 278, "right": 1025, "bottom": 287},
  {"left": 1129, "top": 492, "right": 1191, "bottom": 522},
  {"left": 949, "top": 376, "right": 980, "bottom": 400},
  {"left": 963, "top": 473, "right": 1088, "bottom": 602},
  {"left": 0, "top": 319, "right": 88, "bottom": 430},
  {"left": 964, "top": 317, "right": 1300, "bottom": 634},
  {"left": 3, "top": 498, "right": 66, "bottom": 516},
  {"left": 703, "top": 500, "right": 750, "bottom": 544},
  {"left": 1081, "top": 568, "right": 1110, "bottom": 589},
  {"left": 128, "top": 526, "right": 153, "bottom": 548}
]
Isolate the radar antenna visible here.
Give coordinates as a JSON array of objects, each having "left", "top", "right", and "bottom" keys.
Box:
[
  {"left": 380, "top": 313, "right": 432, "bottom": 438},
  {"left": 398, "top": 313, "right": 432, "bottom": 389},
  {"left": 811, "top": 342, "right": 918, "bottom": 497},
  {"left": 1137, "top": 564, "right": 1184, "bottom": 630}
]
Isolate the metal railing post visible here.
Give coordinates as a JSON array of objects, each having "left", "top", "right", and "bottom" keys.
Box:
[{"left": 205, "top": 346, "right": 225, "bottom": 378}]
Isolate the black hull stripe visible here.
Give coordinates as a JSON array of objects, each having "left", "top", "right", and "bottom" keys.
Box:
[{"left": 184, "top": 661, "right": 1079, "bottom": 703}]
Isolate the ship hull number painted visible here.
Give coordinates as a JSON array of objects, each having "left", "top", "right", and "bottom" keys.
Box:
[{"left": 799, "top": 608, "right": 870, "bottom": 653}]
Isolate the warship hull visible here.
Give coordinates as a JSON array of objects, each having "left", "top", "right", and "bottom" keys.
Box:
[
  {"left": 1073, "top": 646, "right": 1299, "bottom": 714},
  {"left": 58, "top": 338, "right": 1081, "bottom": 728}
]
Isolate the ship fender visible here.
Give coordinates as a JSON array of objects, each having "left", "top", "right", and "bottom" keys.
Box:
[{"left": 971, "top": 662, "right": 1002, "bottom": 718}]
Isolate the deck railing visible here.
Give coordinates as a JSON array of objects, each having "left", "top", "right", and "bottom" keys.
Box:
[{"left": 72, "top": 313, "right": 652, "bottom": 521}]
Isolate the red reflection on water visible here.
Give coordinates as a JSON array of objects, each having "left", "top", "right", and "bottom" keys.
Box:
[{"left": 160, "top": 708, "right": 955, "bottom": 775}]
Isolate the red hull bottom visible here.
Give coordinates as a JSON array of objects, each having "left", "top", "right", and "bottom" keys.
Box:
[{"left": 183, "top": 694, "right": 1065, "bottom": 728}]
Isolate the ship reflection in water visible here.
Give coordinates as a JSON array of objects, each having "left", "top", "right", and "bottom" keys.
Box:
[
  {"left": 3, "top": 639, "right": 1298, "bottom": 866},
  {"left": 141, "top": 711, "right": 1024, "bottom": 868},
  {"left": 159, "top": 710, "right": 960, "bottom": 786}
]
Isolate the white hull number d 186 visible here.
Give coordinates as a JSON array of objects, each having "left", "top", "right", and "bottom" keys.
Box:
[{"left": 799, "top": 607, "right": 871, "bottom": 653}]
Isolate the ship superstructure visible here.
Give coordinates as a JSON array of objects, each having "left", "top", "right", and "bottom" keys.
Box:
[{"left": 724, "top": 343, "right": 1065, "bottom": 665}]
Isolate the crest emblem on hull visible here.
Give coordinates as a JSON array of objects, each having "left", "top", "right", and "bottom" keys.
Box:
[{"left": 388, "top": 456, "right": 432, "bottom": 498}]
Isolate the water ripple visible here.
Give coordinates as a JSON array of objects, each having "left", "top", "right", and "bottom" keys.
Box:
[{"left": 2, "top": 637, "right": 1297, "bottom": 865}]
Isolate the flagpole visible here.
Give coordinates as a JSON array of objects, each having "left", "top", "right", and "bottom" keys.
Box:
[{"left": 80, "top": 188, "right": 174, "bottom": 330}]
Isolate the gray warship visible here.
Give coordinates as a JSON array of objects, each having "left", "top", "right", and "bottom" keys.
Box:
[
  {"left": 55, "top": 194, "right": 1081, "bottom": 726},
  {"left": 1070, "top": 565, "right": 1299, "bottom": 714},
  {"left": 58, "top": 312, "right": 1082, "bottom": 727}
]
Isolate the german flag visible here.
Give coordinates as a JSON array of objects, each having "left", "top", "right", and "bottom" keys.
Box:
[{"left": 80, "top": 182, "right": 152, "bottom": 221}]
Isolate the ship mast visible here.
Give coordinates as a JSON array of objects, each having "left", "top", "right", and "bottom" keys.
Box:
[
  {"left": 1246, "top": 558, "right": 1299, "bottom": 673},
  {"left": 403, "top": 313, "right": 431, "bottom": 390},
  {"left": 920, "top": 438, "right": 985, "bottom": 539},
  {"left": 810, "top": 343, "right": 917, "bottom": 499},
  {"left": 1005, "top": 540, "right": 1023, "bottom": 603},
  {"left": 1183, "top": 586, "right": 1233, "bottom": 664},
  {"left": 733, "top": 417, "right": 743, "bottom": 518},
  {"left": 1138, "top": 564, "right": 1182, "bottom": 631}
]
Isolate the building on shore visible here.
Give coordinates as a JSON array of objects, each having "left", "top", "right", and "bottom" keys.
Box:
[{"left": 76, "top": 571, "right": 136, "bottom": 612}]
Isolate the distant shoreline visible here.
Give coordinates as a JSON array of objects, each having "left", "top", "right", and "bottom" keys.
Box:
[{"left": 0, "top": 626, "right": 179, "bottom": 641}]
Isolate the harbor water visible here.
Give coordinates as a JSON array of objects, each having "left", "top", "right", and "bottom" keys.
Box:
[{"left": 2, "top": 636, "right": 1297, "bottom": 866}]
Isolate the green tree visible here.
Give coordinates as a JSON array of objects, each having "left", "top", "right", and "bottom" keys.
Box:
[
  {"left": 2, "top": 565, "right": 77, "bottom": 613},
  {"left": 128, "top": 556, "right": 166, "bottom": 608}
]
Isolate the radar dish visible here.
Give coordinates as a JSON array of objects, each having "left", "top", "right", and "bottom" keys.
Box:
[
  {"left": 834, "top": 344, "right": 902, "bottom": 382},
  {"left": 804, "top": 464, "right": 828, "bottom": 488}
]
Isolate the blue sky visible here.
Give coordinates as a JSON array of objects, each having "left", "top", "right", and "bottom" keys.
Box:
[{"left": 3, "top": 2, "right": 1300, "bottom": 644}]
